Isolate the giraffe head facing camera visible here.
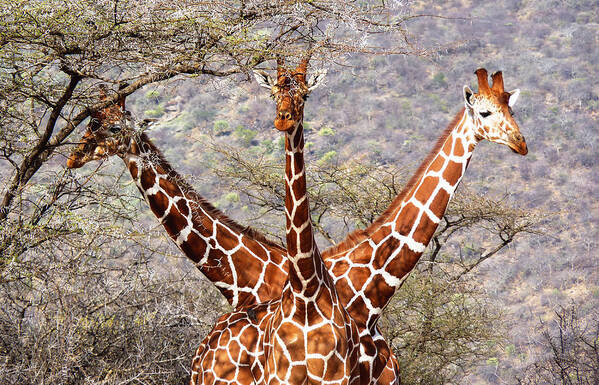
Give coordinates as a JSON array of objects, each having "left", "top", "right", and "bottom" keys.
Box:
[{"left": 254, "top": 56, "right": 326, "bottom": 133}]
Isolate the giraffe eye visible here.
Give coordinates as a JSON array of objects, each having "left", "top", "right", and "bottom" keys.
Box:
[
  {"left": 89, "top": 118, "right": 101, "bottom": 132},
  {"left": 480, "top": 111, "right": 492, "bottom": 118},
  {"left": 109, "top": 124, "right": 121, "bottom": 133},
  {"left": 302, "top": 94, "right": 309, "bottom": 101}
]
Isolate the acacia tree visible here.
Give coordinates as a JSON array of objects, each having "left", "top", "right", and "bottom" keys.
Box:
[{"left": 0, "top": 0, "right": 426, "bottom": 260}]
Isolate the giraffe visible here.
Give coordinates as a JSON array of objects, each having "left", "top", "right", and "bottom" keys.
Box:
[
  {"left": 191, "top": 56, "right": 360, "bottom": 385},
  {"left": 320, "top": 67, "right": 527, "bottom": 347},
  {"left": 66, "top": 85, "right": 289, "bottom": 308},
  {"left": 262, "top": 56, "right": 360, "bottom": 384},
  {"left": 70, "top": 68, "right": 525, "bottom": 384},
  {"left": 190, "top": 68, "right": 526, "bottom": 385}
]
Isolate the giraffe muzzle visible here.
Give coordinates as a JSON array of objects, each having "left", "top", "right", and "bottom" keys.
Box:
[
  {"left": 66, "top": 143, "right": 91, "bottom": 169},
  {"left": 508, "top": 135, "right": 528, "bottom": 155},
  {"left": 274, "top": 111, "right": 297, "bottom": 132},
  {"left": 66, "top": 156, "right": 85, "bottom": 169}
]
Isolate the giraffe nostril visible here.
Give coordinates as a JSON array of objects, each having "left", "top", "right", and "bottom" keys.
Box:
[{"left": 285, "top": 112, "right": 291, "bottom": 120}]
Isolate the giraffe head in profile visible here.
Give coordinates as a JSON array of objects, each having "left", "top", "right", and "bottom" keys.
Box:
[
  {"left": 253, "top": 57, "right": 326, "bottom": 132},
  {"left": 66, "top": 85, "right": 134, "bottom": 169},
  {"left": 463, "top": 68, "right": 527, "bottom": 155}
]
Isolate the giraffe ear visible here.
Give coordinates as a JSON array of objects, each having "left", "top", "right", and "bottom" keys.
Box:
[
  {"left": 253, "top": 70, "right": 275, "bottom": 90},
  {"left": 307, "top": 69, "right": 327, "bottom": 92},
  {"left": 463, "top": 85, "right": 474, "bottom": 107},
  {"left": 508, "top": 89, "right": 520, "bottom": 107}
]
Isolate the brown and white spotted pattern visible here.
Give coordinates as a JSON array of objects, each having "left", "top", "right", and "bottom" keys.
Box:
[
  {"left": 123, "top": 137, "right": 291, "bottom": 305},
  {"left": 323, "top": 68, "right": 527, "bottom": 340},
  {"left": 264, "top": 122, "right": 360, "bottom": 385},
  {"left": 191, "top": 301, "right": 276, "bottom": 385}
]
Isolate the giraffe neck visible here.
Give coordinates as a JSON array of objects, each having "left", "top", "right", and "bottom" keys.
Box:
[
  {"left": 120, "top": 133, "right": 286, "bottom": 308},
  {"left": 283, "top": 122, "right": 323, "bottom": 293},
  {"left": 344, "top": 108, "right": 480, "bottom": 329}
]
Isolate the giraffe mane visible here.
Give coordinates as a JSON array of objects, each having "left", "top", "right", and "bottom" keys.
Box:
[
  {"left": 321, "top": 107, "right": 466, "bottom": 259},
  {"left": 139, "top": 133, "right": 286, "bottom": 252}
]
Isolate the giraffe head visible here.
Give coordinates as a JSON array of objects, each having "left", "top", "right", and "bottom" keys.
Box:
[
  {"left": 463, "top": 68, "right": 527, "bottom": 155},
  {"left": 253, "top": 56, "right": 326, "bottom": 132},
  {"left": 66, "top": 85, "right": 133, "bottom": 169}
]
